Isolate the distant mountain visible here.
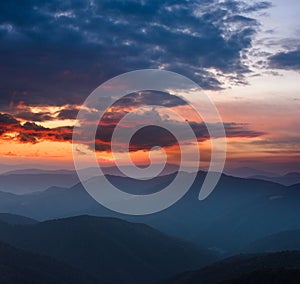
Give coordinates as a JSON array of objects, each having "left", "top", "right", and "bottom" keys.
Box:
[
  {"left": 99, "top": 163, "right": 180, "bottom": 178},
  {"left": 191, "top": 182, "right": 300, "bottom": 253},
  {"left": 0, "top": 172, "right": 80, "bottom": 194},
  {"left": 245, "top": 229, "right": 300, "bottom": 253},
  {"left": 0, "top": 163, "right": 181, "bottom": 176},
  {"left": 0, "top": 215, "right": 216, "bottom": 284},
  {"left": 2, "top": 168, "right": 75, "bottom": 176},
  {"left": 0, "top": 163, "right": 61, "bottom": 175},
  {"left": 0, "top": 241, "right": 98, "bottom": 284},
  {"left": 0, "top": 164, "right": 180, "bottom": 194},
  {"left": 0, "top": 213, "right": 37, "bottom": 225},
  {"left": 250, "top": 172, "right": 300, "bottom": 186},
  {"left": 224, "top": 167, "right": 278, "bottom": 178},
  {"left": 1, "top": 172, "right": 299, "bottom": 253},
  {"left": 165, "top": 251, "right": 300, "bottom": 284}
]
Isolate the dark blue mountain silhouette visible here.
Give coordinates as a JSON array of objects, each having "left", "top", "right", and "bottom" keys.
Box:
[
  {"left": 165, "top": 251, "right": 300, "bottom": 284},
  {"left": 0, "top": 241, "right": 99, "bottom": 284},
  {"left": 245, "top": 229, "right": 300, "bottom": 253},
  {"left": 1, "top": 172, "right": 300, "bottom": 253},
  {"left": 0, "top": 215, "right": 215, "bottom": 284}
]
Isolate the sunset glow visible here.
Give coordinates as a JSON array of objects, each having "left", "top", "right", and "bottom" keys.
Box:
[{"left": 0, "top": 0, "right": 299, "bottom": 174}]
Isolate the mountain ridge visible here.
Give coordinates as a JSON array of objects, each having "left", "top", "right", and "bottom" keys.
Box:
[
  {"left": 0, "top": 214, "right": 216, "bottom": 284},
  {"left": 0, "top": 240, "right": 99, "bottom": 284},
  {"left": 165, "top": 251, "right": 300, "bottom": 284}
]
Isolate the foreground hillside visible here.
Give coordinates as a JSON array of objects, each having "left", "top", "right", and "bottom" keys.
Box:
[
  {"left": 2, "top": 213, "right": 300, "bottom": 283},
  {"left": 0, "top": 214, "right": 215, "bottom": 284},
  {"left": 221, "top": 268, "right": 300, "bottom": 284},
  {"left": 0, "top": 241, "right": 98, "bottom": 284},
  {"left": 166, "top": 251, "right": 300, "bottom": 284}
]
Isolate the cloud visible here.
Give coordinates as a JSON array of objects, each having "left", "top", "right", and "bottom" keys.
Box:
[
  {"left": 0, "top": 104, "right": 265, "bottom": 153},
  {"left": 0, "top": 87, "right": 266, "bottom": 152},
  {"left": 67, "top": 90, "right": 266, "bottom": 152},
  {"left": 93, "top": 110, "right": 265, "bottom": 152},
  {"left": 0, "top": 113, "right": 19, "bottom": 125},
  {"left": 57, "top": 107, "right": 79, "bottom": 120},
  {"left": 15, "top": 110, "right": 54, "bottom": 122},
  {"left": 0, "top": 0, "right": 271, "bottom": 107},
  {"left": 223, "top": 122, "right": 265, "bottom": 138},
  {"left": 269, "top": 48, "right": 300, "bottom": 71},
  {"left": 5, "top": 105, "right": 80, "bottom": 122},
  {"left": 0, "top": 113, "right": 20, "bottom": 135},
  {"left": 0, "top": 112, "right": 72, "bottom": 143},
  {"left": 113, "top": 90, "right": 188, "bottom": 108},
  {"left": 3, "top": 151, "right": 17, "bottom": 156}
]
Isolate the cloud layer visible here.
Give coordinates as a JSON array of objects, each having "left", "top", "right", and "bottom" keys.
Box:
[
  {"left": 0, "top": 109, "right": 264, "bottom": 152},
  {"left": 0, "top": 0, "right": 271, "bottom": 107},
  {"left": 269, "top": 49, "right": 300, "bottom": 71}
]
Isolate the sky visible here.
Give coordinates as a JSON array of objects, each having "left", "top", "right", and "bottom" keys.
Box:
[{"left": 0, "top": 0, "right": 299, "bottom": 174}]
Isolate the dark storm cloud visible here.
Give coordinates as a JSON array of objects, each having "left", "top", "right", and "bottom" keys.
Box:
[
  {"left": 0, "top": 0, "right": 271, "bottom": 107},
  {"left": 269, "top": 49, "right": 300, "bottom": 71},
  {"left": 57, "top": 107, "right": 79, "bottom": 120}
]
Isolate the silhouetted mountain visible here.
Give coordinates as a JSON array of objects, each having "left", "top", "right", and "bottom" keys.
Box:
[
  {"left": 0, "top": 215, "right": 215, "bottom": 284},
  {"left": 0, "top": 213, "right": 37, "bottom": 225},
  {"left": 224, "top": 167, "right": 278, "bottom": 178},
  {"left": 245, "top": 230, "right": 300, "bottom": 253},
  {"left": 0, "top": 164, "right": 181, "bottom": 194},
  {"left": 1, "top": 172, "right": 299, "bottom": 253},
  {"left": 2, "top": 169, "right": 75, "bottom": 175},
  {"left": 165, "top": 251, "right": 300, "bottom": 284},
  {"left": 100, "top": 163, "right": 180, "bottom": 177},
  {"left": 0, "top": 241, "right": 98, "bottom": 284},
  {"left": 0, "top": 172, "right": 80, "bottom": 194},
  {"left": 250, "top": 172, "right": 300, "bottom": 186},
  {"left": 221, "top": 268, "right": 300, "bottom": 284},
  {"left": 0, "top": 163, "right": 60, "bottom": 175},
  {"left": 0, "top": 184, "right": 97, "bottom": 220}
]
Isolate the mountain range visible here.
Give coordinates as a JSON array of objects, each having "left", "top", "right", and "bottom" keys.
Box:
[
  {"left": 0, "top": 164, "right": 180, "bottom": 194},
  {"left": 0, "top": 214, "right": 215, "bottom": 284},
  {"left": 0, "top": 212, "right": 37, "bottom": 225},
  {"left": 225, "top": 167, "right": 300, "bottom": 186},
  {"left": 1, "top": 168, "right": 300, "bottom": 283},
  {"left": 224, "top": 167, "right": 278, "bottom": 178},
  {"left": 249, "top": 172, "right": 300, "bottom": 186},
  {"left": 2, "top": 213, "right": 300, "bottom": 283},
  {"left": 1, "top": 165, "right": 299, "bottom": 195},
  {"left": 0, "top": 166, "right": 83, "bottom": 194},
  {"left": 1, "top": 171, "right": 300, "bottom": 254}
]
